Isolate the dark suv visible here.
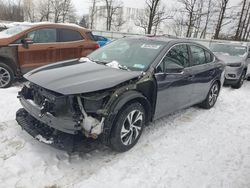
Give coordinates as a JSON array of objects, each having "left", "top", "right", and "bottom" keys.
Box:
[
  {"left": 16, "top": 37, "right": 225, "bottom": 152},
  {"left": 0, "top": 23, "right": 98, "bottom": 88}
]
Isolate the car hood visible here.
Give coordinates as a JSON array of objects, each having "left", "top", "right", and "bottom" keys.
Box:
[
  {"left": 214, "top": 53, "right": 245, "bottom": 64},
  {"left": 24, "top": 59, "right": 142, "bottom": 95}
]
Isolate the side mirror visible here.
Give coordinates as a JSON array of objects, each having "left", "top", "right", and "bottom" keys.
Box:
[
  {"left": 165, "top": 63, "right": 184, "bottom": 74},
  {"left": 21, "top": 38, "right": 33, "bottom": 48}
]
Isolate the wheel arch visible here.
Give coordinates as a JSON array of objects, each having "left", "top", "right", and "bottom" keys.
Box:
[
  {"left": 112, "top": 90, "right": 152, "bottom": 125},
  {"left": 0, "top": 56, "right": 18, "bottom": 76},
  {"left": 101, "top": 90, "right": 152, "bottom": 146}
]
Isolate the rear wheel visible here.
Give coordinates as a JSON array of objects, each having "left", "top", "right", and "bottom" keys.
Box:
[
  {"left": 199, "top": 82, "right": 220, "bottom": 109},
  {"left": 109, "top": 102, "right": 145, "bottom": 152},
  {"left": 232, "top": 70, "right": 246, "bottom": 89},
  {"left": 0, "top": 63, "right": 14, "bottom": 88}
]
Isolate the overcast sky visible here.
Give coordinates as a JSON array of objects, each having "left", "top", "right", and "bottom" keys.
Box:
[{"left": 71, "top": 0, "right": 241, "bottom": 17}]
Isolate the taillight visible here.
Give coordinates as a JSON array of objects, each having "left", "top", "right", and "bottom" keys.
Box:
[{"left": 95, "top": 44, "right": 100, "bottom": 49}]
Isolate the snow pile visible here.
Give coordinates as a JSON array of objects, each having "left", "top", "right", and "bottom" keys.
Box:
[
  {"left": 0, "top": 83, "right": 250, "bottom": 188},
  {"left": 0, "top": 86, "right": 22, "bottom": 122}
]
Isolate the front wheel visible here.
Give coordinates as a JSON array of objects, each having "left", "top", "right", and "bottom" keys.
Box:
[
  {"left": 0, "top": 63, "right": 14, "bottom": 88},
  {"left": 199, "top": 82, "right": 220, "bottom": 109},
  {"left": 232, "top": 70, "right": 246, "bottom": 89},
  {"left": 109, "top": 102, "right": 145, "bottom": 152}
]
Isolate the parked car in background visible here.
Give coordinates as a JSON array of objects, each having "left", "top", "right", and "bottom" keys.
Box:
[
  {"left": 0, "top": 23, "right": 99, "bottom": 88},
  {"left": 0, "top": 24, "right": 8, "bottom": 32},
  {"left": 210, "top": 42, "right": 249, "bottom": 89},
  {"left": 247, "top": 61, "right": 250, "bottom": 80},
  {"left": 16, "top": 37, "right": 225, "bottom": 152},
  {"left": 93, "top": 35, "right": 111, "bottom": 47}
]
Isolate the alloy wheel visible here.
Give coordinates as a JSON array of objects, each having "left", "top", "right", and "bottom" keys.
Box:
[
  {"left": 240, "top": 71, "right": 246, "bottom": 85},
  {"left": 120, "top": 110, "right": 143, "bottom": 146},
  {"left": 0, "top": 67, "right": 11, "bottom": 88},
  {"left": 208, "top": 83, "right": 219, "bottom": 106}
]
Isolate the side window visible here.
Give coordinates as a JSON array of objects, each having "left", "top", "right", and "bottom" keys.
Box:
[
  {"left": 164, "top": 44, "right": 189, "bottom": 68},
  {"left": 27, "top": 29, "right": 57, "bottom": 43},
  {"left": 59, "top": 29, "right": 83, "bottom": 42},
  {"left": 156, "top": 44, "right": 189, "bottom": 73},
  {"left": 205, "top": 50, "right": 214, "bottom": 63},
  {"left": 190, "top": 45, "right": 206, "bottom": 65}
]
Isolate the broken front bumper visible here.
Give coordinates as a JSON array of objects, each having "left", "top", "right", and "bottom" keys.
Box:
[
  {"left": 16, "top": 108, "right": 101, "bottom": 152},
  {"left": 19, "top": 96, "right": 81, "bottom": 135}
]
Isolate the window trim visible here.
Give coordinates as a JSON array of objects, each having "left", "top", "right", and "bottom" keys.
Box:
[
  {"left": 188, "top": 44, "right": 216, "bottom": 67},
  {"left": 189, "top": 44, "right": 207, "bottom": 67},
  {"left": 155, "top": 43, "right": 191, "bottom": 74}
]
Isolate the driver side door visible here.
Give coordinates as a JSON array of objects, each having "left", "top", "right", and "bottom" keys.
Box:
[
  {"left": 154, "top": 44, "right": 194, "bottom": 120},
  {"left": 18, "top": 28, "right": 57, "bottom": 73}
]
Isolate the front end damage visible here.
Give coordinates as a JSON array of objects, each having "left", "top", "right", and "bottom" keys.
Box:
[
  {"left": 16, "top": 83, "right": 112, "bottom": 152},
  {"left": 16, "top": 71, "right": 155, "bottom": 152}
]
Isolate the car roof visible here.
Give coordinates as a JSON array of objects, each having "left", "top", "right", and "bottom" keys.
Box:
[
  {"left": 12, "top": 22, "right": 91, "bottom": 32},
  {"left": 125, "top": 36, "right": 205, "bottom": 46}
]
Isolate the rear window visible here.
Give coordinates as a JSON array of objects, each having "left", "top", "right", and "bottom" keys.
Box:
[
  {"left": 190, "top": 45, "right": 206, "bottom": 65},
  {"left": 58, "top": 29, "right": 83, "bottom": 42},
  {"left": 205, "top": 51, "right": 214, "bottom": 63}
]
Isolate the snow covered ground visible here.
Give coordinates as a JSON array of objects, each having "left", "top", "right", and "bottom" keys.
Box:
[{"left": 0, "top": 82, "right": 250, "bottom": 188}]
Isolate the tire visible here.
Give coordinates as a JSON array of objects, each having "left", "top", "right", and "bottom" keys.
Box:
[
  {"left": 109, "top": 102, "right": 145, "bottom": 152},
  {"left": 246, "top": 74, "right": 250, "bottom": 81},
  {"left": 232, "top": 70, "right": 246, "bottom": 89},
  {"left": 0, "top": 62, "right": 14, "bottom": 88},
  {"left": 199, "top": 81, "right": 220, "bottom": 109}
]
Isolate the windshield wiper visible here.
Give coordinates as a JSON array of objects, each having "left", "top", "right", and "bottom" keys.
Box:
[
  {"left": 118, "top": 64, "right": 130, "bottom": 71},
  {"left": 92, "top": 59, "right": 109, "bottom": 65}
]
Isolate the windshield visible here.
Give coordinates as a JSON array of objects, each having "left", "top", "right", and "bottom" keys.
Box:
[
  {"left": 0, "top": 25, "right": 31, "bottom": 37},
  {"left": 88, "top": 38, "right": 166, "bottom": 71},
  {"left": 210, "top": 43, "right": 247, "bottom": 57}
]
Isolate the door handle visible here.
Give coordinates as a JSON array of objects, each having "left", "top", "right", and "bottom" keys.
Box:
[
  {"left": 188, "top": 74, "right": 195, "bottom": 80},
  {"left": 47, "top": 47, "right": 55, "bottom": 49}
]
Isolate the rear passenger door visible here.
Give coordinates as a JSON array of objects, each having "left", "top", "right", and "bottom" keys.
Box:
[
  {"left": 56, "top": 29, "right": 86, "bottom": 61},
  {"left": 188, "top": 45, "right": 216, "bottom": 104}
]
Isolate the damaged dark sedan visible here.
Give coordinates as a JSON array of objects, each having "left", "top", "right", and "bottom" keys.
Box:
[{"left": 16, "top": 37, "right": 225, "bottom": 152}]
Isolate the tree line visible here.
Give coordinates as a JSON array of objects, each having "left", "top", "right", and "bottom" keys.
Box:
[
  {"left": 0, "top": 0, "right": 77, "bottom": 24},
  {"left": 1, "top": 0, "right": 250, "bottom": 41}
]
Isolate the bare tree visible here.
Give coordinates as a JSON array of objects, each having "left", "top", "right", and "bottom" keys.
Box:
[
  {"left": 38, "top": 0, "right": 52, "bottom": 21},
  {"left": 38, "top": 0, "right": 76, "bottom": 23},
  {"left": 89, "top": 0, "right": 100, "bottom": 29},
  {"left": 22, "top": 0, "right": 36, "bottom": 22},
  {"left": 242, "top": 2, "right": 250, "bottom": 40},
  {"left": 113, "top": 9, "right": 126, "bottom": 31},
  {"left": 200, "top": 0, "right": 213, "bottom": 38},
  {"left": 214, "top": 0, "right": 229, "bottom": 39},
  {"left": 235, "top": 0, "right": 247, "bottom": 40},
  {"left": 79, "top": 14, "right": 89, "bottom": 28},
  {"left": 178, "top": 0, "right": 199, "bottom": 37},
  {"left": 103, "top": 0, "right": 123, "bottom": 31},
  {"left": 135, "top": 0, "right": 172, "bottom": 34},
  {"left": 0, "top": 0, "right": 24, "bottom": 21}
]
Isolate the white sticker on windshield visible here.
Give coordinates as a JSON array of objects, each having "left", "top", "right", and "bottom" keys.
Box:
[
  {"left": 141, "top": 44, "right": 161, "bottom": 49},
  {"left": 133, "top": 64, "right": 145, "bottom": 69}
]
